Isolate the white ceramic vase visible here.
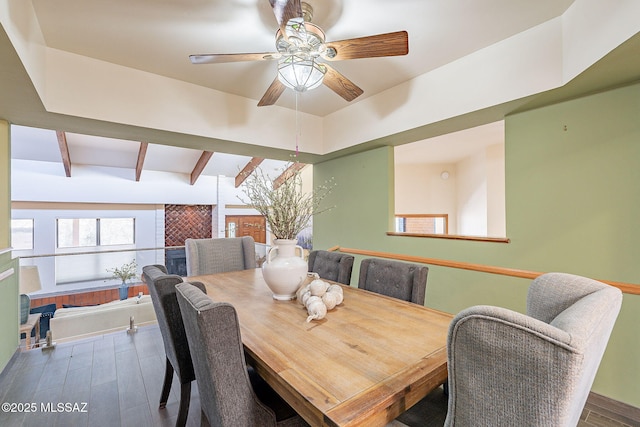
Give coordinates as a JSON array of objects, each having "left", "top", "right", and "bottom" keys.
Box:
[{"left": 262, "top": 239, "right": 308, "bottom": 300}]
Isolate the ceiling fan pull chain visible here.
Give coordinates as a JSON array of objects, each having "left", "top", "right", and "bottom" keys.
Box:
[{"left": 295, "top": 91, "right": 300, "bottom": 157}]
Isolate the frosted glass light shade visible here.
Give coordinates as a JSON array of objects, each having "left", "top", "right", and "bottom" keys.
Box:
[{"left": 278, "top": 56, "right": 326, "bottom": 92}]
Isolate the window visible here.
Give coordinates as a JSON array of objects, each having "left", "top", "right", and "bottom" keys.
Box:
[
  {"left": 395, "top": 214, "right": 448, "bottom": 235},
  {"left": 57, "top": 218, "right": 97, "bottom": 248},
  {"left": 11, "top": 219, "right": 34, "bottom": 250},
  {"left": 57, "top": 218, "right": 134, "bottom": 248},
  {"left": 100, "top": 218, "right": 135, "bottom": 245}
]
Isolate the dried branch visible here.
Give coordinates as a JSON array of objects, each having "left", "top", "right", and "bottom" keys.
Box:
[{"left": 238, "top": 163, "right": 335, "bottom": 240}]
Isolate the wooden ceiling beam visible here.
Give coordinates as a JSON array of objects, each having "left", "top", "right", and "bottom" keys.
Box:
[
  {"left": 273, "top": 162, "right": 306, "bottom": 189},
  {"left": 55, "top": 131, "right": 72, "bottom": 177},
  {"left": 190, "top": 151, "right": 214, "bottom": 185},
  {"left": 135, "top": 142, "right": 148, "bottom": 182},
  {"left": 235, "top": 157, "right": 264, "bottom": 188}
]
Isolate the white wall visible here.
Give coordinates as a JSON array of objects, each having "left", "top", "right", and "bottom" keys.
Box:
[
  {"left": 457, "top": 151, "right": 488, "bottom": 236},
  {"left": 394, "top": 163, "right": 458, "bottom": 233},
  {"left": 12, "top": 202, "right": 164, "bottom": 295},
  {"left": 216, "top": 175, "right": 262, "bottom": 239},
  {"left": 394, "top": 144, "right": 505, "bottom": 237},
  {"left": 11, "top": 159, "right": 220, "bottom": 204}
]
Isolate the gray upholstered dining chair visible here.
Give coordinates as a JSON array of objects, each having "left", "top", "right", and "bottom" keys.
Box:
[
  {"left": 307, "top": 250, "right": 354, "bottom": 285},
  {"left": 142, "top": 264, "right": 207, "bottom": 427},
  {"left": 443, "top": 272, "right": 623, "bottom": 427},
  {"left": 175, "top": 282, "right": 309, "bottom": 427},
  {"left": 184, "top": 236, "right": 256, "bottom": 276},
  {"left": 357, "top": 258, "right": 428, "bottom": 305}
]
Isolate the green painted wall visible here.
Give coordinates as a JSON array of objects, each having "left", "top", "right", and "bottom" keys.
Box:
[
  {"left": 0, "top": 120, "right": 9, "bottom": 248},
  {"left": 0, "top": 120, "right": 19, "bottom": 371},
  {"left": 314, "top": 82, "right": 640, "bottom": 407}
]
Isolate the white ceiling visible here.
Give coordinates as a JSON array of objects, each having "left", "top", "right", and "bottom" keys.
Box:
[
  {"left": 5, "top": 1, "right": 640, "bottom": 179},
  {"left": 30, "top": 0, "right": 575, "bottom": 116},
  {"left": 395, "top": 121, "right": 504, "bottom": 165},
  {"left": 10, "top": 124, "right": 291, "bottom": 180},
  {"left": 17, "top": 0, "right": 564, "bottom": 175}
]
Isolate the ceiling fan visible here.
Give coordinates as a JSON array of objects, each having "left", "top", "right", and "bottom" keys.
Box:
[{"left": 189, "top": 0, "right": 409, "bottom": 107}]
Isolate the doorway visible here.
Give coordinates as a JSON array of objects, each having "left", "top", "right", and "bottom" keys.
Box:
[{"left": 225, "top": 215, "right": 266, "bottom": 244}]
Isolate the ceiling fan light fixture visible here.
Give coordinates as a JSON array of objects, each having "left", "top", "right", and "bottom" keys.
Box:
[
  {"left": 277, "top": 55, "right": 326, "bottom": 92},
  {"left": 190, "top": 1, "right": 407, "bottom": 106}
]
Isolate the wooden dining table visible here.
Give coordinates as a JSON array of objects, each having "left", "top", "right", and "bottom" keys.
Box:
[{"left": 188, "top": 268, "right": 453, "bottom": 427}]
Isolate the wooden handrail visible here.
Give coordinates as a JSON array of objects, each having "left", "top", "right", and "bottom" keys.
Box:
[{"left": 334, "top": 246, "right": 640, "bottom": 295}]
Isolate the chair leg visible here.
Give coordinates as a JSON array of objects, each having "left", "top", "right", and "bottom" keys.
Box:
[
  {"left": 159, "top": 357, "right": 174, "bottom": 409},
  {"left": 176, "top": 382, "right": 191, "bottom": 427},
  {"left": 200, "top": 409, "right": 210, "bottom": 427}
]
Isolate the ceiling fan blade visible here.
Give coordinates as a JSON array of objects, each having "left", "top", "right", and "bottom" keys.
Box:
[
  {"left": 322, "top": 64, "right": 364, "bottom": 102},
  {"left": 269, "top": 0, "right": 302, "bottom": 28},
  {"left": 323, "top": 31, "right": 409, "bottom": 61},
  {"left": 258, "top": 77, "right": 286, "bottom": 106},
  {"left": 190, "top": 53, "right": 279, "bottom": 65}
]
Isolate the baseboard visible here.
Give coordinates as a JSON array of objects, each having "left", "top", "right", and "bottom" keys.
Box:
[{"left": 586, "top": 391, "right": 640, "bottom": 426}]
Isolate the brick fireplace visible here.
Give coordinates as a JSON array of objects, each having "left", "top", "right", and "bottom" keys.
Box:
[{"left": 164, "top": 204, "right": 212, "bottom": 275}]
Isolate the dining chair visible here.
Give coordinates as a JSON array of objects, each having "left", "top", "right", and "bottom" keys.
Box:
[
  {"left": 142, "top": 264, "right": 207, "bottom": 427},
  {"left": 307, "top": 250, "right": 354, "bottom": 285},
  {"left": 175, "top": 282, "right": 309, "bottom": 427},
  {"left": 442, "top": 272, "right": 622, "bottom": 427},
  {"left": 184, "top": 236, "right": 256, "bottom": 276},
  {"left": 357, "top": 258, "right": 428, "bottom": 305}
]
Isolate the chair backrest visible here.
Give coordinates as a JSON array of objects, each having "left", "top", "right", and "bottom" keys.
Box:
[
  {"left": 357, "top": 258, "right": 428, "bottom": 305},
  {"left": 307, "top": 250, "right": 354, "bottom": 285},
  {"left": 175, "top": 282, "right": 278, "bottom": 426},
  {"left": 445, "top": 272, "right": 623, "bottom": 427},
  {"left": 185, "top": 236, "right": 256, "bottom": 276},
  {"left": 142, "top": 264, "right": 206, "bottom": 383}
]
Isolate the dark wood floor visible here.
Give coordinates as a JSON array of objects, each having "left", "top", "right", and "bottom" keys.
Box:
[
  {"left": 0, "top": 325, "right": 202, "bottom": 427},
  {"left": 396, "top": 386, "right": 640, "bottom": 427},
  {"left": 1, "top": 324, "right": 638, "bottom": 427}
]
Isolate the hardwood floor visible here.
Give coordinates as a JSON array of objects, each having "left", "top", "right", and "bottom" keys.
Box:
[
  {"left": 580, "top": 394, "right": 640, "bottom": 427},
  {"left": 394, "top": 385, "right": 640, "bottom": 427},
  {"left": 1, "top": 325, "right": 201, "bottom": 427},
  {"left": 1, "top": 324, "right": 638, "bottom": 427}
]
